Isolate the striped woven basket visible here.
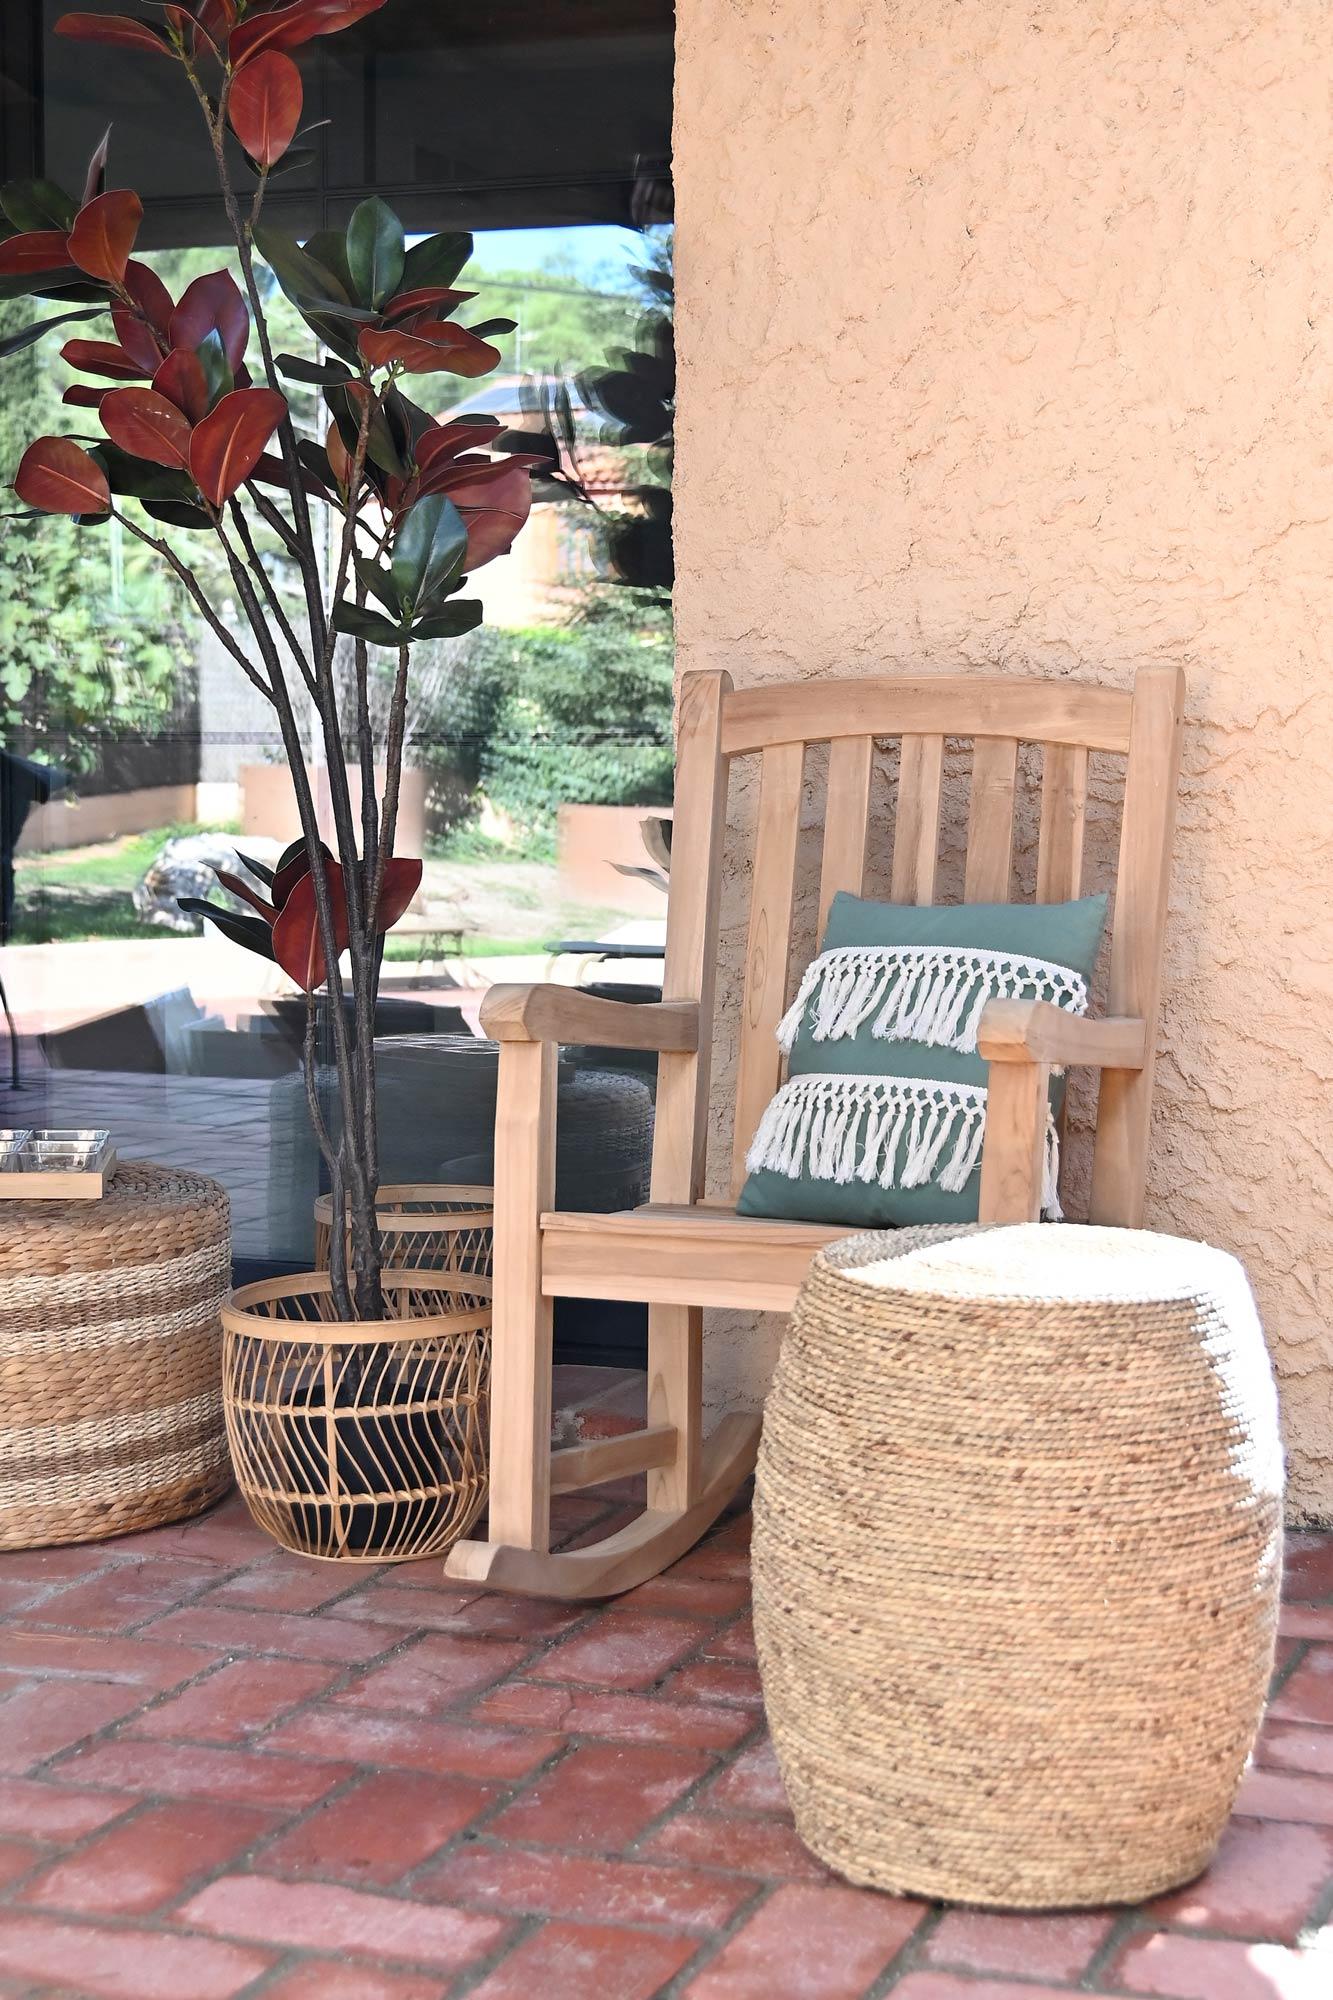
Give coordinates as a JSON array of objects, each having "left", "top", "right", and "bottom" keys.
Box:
[
  {"left": 753, "top": 1223, "right": 1283, "bottom": 1908},
  {"left": 0, "top": 1162, "right": 232, "bottom": 1550}
]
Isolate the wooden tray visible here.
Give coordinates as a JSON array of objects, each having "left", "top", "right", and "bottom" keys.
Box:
[{"left": 0, "top": 1131, "right": 118, "bottom": 1201}]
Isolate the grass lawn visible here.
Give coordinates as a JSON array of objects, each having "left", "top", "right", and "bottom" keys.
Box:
[{"left": 12, "top": 826, "right": 642, "bottom": 957}]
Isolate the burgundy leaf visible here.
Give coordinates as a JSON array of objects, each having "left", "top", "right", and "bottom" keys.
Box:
[
  {"left": 231, "top": 0, "right": 387, "bottom": 64},
  {"left": 417, "top": 449, "right": 545, "bottom": 501},
  {"left": 55, "top": 13, "right": 175, "bottom": 57},
  {"left": 382, "top": 286, "right": 476, "bottom": 322},
  {"left": 81, "top": 126, "right": 111, "bottom": 209},
  {"left": 358, "top": 321, "right": 500, "bottom": 379},
  {"left": 372, "top": 856, "right": 423, "bottom": 935},
  {"left": 112, "top": 261, "right": 174, "bottom": 371},
  {"left": 0, "top": 230, "right": 71, "bottom": 275},
  {"left": 270, "top": 838, "right": 331, "bottom": 912},
  {"left": 270, "top": 862, "right": 351, "bottom": 993},
  {"left": 228, "top": 49, "right": 303, "bottom": 167},
  {"left": 453, "top": 461, "right": 533, "bottom": 569},
  {"left": 14, "top": 437, "right": 110, "bottom": 516},
  {"left": 169, "top": 270, "right": 249, "bottom": 373},
  {"left": 62, "top": 384, "right": 112, "bottom": 408},
  {"left": 188, "top": 385, "right": 286, "bottom": 505},
  {"left": 99, "top": 386, "right": 192, "bottom": 469},
  {"left": 213, "top": 868, "right": 275, "bottom": 920},
  {"left": 152, "top": 347, "right": 210, "bottom": 423},
  {"left": 60, "top": 338, "right": 146, "bottom": 380},
  {"left": 67, "top": 190, "right": 142, "bottom": 285}
]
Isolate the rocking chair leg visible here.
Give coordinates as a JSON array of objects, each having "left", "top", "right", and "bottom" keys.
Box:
[
  {"left": 646, "top": 1303, "right": 703, "bottom": 1511},
  {"left": 978, "top": 1057, "right": 1051, "bottom": 1224},
  {"left": 481, "top": 1037, "right": 556, "bottom": 1554}
]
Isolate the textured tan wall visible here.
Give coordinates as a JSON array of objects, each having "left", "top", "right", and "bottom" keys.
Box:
[{"left": 675, "top": 0, "right": 1333, "bottom": 1518}]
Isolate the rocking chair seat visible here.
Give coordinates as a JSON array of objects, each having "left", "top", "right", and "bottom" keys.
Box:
[{"left": 540, "top": 1203, "right": 850, "bottom": 1313}]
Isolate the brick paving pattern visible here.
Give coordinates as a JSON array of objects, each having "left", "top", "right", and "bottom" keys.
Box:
[{"left": 0, "top": 1364, "right": 1329, "bottom": 1997}]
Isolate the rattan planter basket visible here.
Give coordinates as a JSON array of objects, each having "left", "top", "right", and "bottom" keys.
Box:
[
  {"left": 0, "top": 1162, "right": 232, "bottom": 1549},
  {"left": 753, "top": 1224, "right": 1283, "bottom": 1910},
  {"left": 313, "top": 1183, "right": 493, "bottom": 1278},
  {"left": 222, "top": 1269, "right": 491, "bottom": 1563}
]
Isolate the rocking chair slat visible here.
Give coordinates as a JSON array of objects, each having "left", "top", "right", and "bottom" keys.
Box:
[
  {"left": 965, "top": 735, "right": 1019, "bottom": 901},
  {"left": 731, "top": 739, "right": 805, "bottom": 1192},
  {"left": 817, "top": 734, "right": 874, "bottom": 931},
  {"left": 1037, "top": 742, "right": 1089, "bottom": 902},
  {"left": 890, "top": 732, "right": 945, "bottom": 904}
]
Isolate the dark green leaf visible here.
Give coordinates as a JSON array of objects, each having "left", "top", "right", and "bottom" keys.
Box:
[
  {"left": 331, "top": 600, "right": 408, "bottom": 648},
  {"left": 303, "top": 227, "right": 355, "bottom": 300},
  {"left": 31, "top": 278, "right": 109, "bottom": 304},
  {"left": 93, "top": 444, "right": 197, "bottom": 503},
  {"left": 142, "top": 498, "right": 214, "bottom": 529},
  {"left": 345, "top": 197, "right": 405, "bottom": 309},
  {"left": 391, "top": 493, "right": 467, "bottom": 614},
  {"left": 176, "top": 898, "right": 276, "bottom": 959},
  {"left": 383, "top": 385, "right": 436, "bottom": 454},
  {"left": 277, "top": 351, "right": 351, "bottom": 386},
  {"left": 196, "top": 328, "right": 233, "bottom": 409},
  {"left": 324, "top": 381, "right": 407, "bottom": 479},
  {"left": 1, "top": 178, "right": 76, "bottom": 232},
  {"left": 0, "top": 305, "right": 103, "bottom": 359},
  {"left": 400, "top": 230, "right": 472, "bottom": 292},
  {"left": 295, "top": 437, "right": 337, "bottom": 492},
  {"left": 0, "top": 267, "right": 79, "bottom": 301},
  {"left": 468, "top": 317, "right": 517, "bottom": 338},
  {"left": 301, "top": 311, "right": 360, "bottom": 366},
  {"left": 353, "top": 553, "right": 401, "bottom": 616},
  {"left": 252, "top": 221, "right": 349, "bottom": 307},
  {"left": 409, "top": 600, "right": 483, "bottom": 641},
  {"left": 235, "top": 849, "right": 275, "bottom": 886}
]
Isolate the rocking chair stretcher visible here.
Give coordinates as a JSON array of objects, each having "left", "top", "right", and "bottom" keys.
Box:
[{"left": 445, "top": 662, "right": 1186, "bottom": 1600}]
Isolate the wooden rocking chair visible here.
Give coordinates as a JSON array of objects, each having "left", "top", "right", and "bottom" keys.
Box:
[{"left": 445, "top": 664, "right": 1186, "bottom": 1599}]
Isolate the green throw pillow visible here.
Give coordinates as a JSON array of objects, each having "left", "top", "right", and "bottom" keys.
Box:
[{"left": 737, "top": 891, "right": 1108, "bottom": 1227}]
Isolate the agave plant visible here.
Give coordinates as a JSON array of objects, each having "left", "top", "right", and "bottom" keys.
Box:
[{"left": 2, "top": 0, "right": 536, "bottom": 1319}]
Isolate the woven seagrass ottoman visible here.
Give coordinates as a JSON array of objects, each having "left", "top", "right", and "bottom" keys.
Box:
[
  {"left": 752, "top": 1223, "right": 1283, "bottom": 1909},
  {"left": 0, "top": 1162, "right": 232, "bottom": 1549}
]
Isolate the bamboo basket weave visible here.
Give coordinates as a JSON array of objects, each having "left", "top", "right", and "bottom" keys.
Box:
[
  {"left": 223, "top": 1270, "right": 490, "bottom": 1563},
  {"left": 313, "top": 1183, "right": 493, "bottom": 1279},
  {"left": 753, "top": 1224, "right": 1283, "bottom": 1909},
  {"left": 0, "top": 1162, "right": 232, "bottom": 1549}
]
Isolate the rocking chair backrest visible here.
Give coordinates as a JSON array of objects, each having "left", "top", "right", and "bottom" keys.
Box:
[{"left": 650, "top": 665, "right": 1185, "bottom": 1229}]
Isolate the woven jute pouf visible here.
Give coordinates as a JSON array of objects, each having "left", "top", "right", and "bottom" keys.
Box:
[
  {"left": 753, "top": 1223, "right": 1284, "bottom": 1909},
  {"left": 0, "top": 1162, "right": 232, "bottom": 1549}
]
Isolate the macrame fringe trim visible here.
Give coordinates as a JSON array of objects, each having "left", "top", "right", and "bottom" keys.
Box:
[
  {"left": 746, "top": 1073, "right": 1063, "bottom": 1219},
  {"left": 777, "top": 945, "right": 1089, "bottom": 1056}
]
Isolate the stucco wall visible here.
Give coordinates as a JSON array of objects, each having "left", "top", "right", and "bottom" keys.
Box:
[{"left": 674, "top": 0, "right": 1333, "bottom": 1518}]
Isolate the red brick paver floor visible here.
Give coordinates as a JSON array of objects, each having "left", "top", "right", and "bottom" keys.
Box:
[{"left": 0, "top": 1367, "right": 1330, "bottom": 1998}]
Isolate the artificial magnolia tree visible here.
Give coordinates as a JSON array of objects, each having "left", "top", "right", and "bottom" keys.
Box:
[{"left": 2, "top": 0, "right": 537, "bottom": 1319}]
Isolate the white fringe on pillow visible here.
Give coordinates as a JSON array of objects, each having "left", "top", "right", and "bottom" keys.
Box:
[
  {"left": 745, "top": 1072, "right": 1063, "bottom": 1218},
  {"left": 776, "top": 945, "right": 1088, "bottom": 1055}
]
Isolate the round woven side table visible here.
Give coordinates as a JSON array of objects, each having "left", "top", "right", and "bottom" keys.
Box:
[
  {"left": 753, "top": 1223, "right": 1284, "bottom": 1909},
  {"left": 0, "top": 1162, "right": 232, "bottom": 1549}
]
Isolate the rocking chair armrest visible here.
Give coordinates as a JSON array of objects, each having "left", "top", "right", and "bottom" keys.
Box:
[
  {"left": 481, "top": 983, "right": 700, "bottom": 1053},
  {"left": 978, "top": 999, "right": 1148, "bottom": 1071}
]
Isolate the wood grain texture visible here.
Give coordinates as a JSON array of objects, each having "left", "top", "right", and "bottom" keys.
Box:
[
  {"left": 890, "top": 734, "right": 944, "bottom": 904},
  {"left": 817, "top": 734, "right": 874, "bottom": 930},
  {"left": 1037, "top": 741, "right": 1089, "bottom": 902},
  {"left": 731, "top": 739, "right": 805, "bottom": 1191},
  {"left": 964, "top": 735, "right": 1018, "bottom": 901},
  {"left": 721, "top": 675, "right": 1133, "bottom": 756}
]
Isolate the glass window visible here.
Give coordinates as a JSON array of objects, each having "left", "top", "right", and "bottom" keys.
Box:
[{"left": 1, "top": 4, "right": 673, "bottom": 1354}]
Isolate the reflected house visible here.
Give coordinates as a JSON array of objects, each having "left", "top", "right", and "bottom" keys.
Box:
[{"left": 444, "top": 374, "right": 638, "bottom": 629}]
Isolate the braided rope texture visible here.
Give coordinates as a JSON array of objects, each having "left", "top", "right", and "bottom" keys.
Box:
[
  {"left": 0, "top": 1163, "right": 232, "bottom": 1549},
  {"left": 752, "top": 1223, "right": 1283, "bottom": 1908}
]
